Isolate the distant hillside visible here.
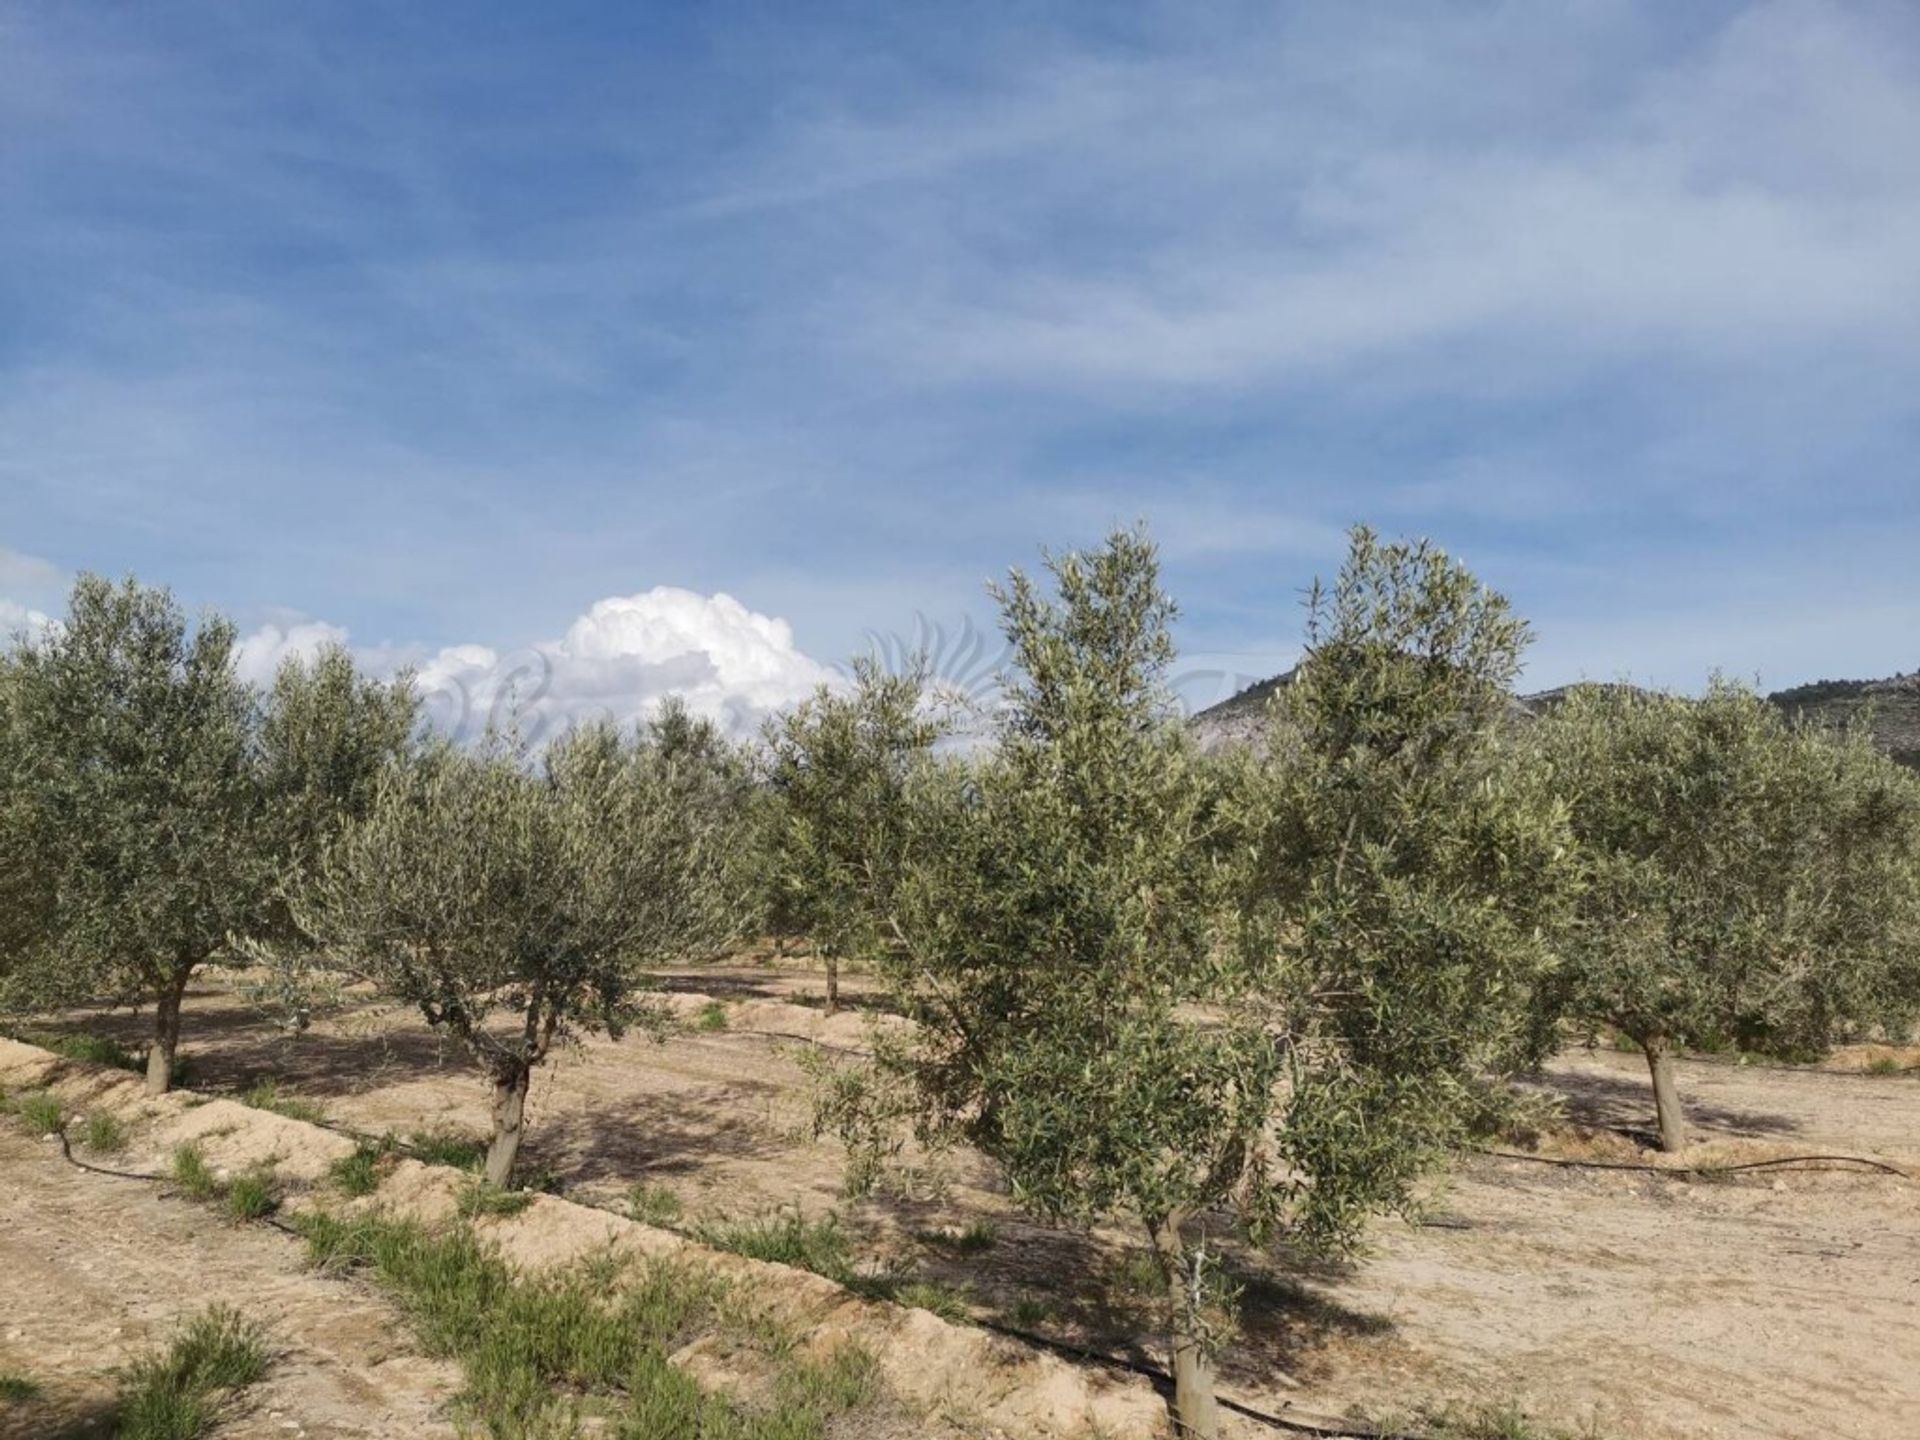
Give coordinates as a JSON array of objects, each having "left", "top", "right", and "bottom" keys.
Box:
[
  {"left": 1769, "top": 672, "right": 1920, "bottom": 770},
  {"left": 1187, "top": 670, "right": 1296, "bottom": 753},
  {"left": 1189, "top": 669, "right": 1920, "bottom": 770}
]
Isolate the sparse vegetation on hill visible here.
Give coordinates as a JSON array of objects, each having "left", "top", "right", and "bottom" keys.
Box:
[{"left": 1770, "top": 671, "right": 1920, "bottom": 770}]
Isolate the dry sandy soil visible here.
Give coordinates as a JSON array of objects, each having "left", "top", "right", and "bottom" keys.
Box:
[
  {"left": 0, "top": 1124, "right": 460, "bottom": 1440},
  {"left": 13, "top": 959, "right": 1920, "bottom": 1440}
]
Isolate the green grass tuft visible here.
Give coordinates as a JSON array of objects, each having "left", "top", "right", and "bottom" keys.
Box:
[
  {"left": 116, "top": 1305, "right": 270, "bottom": 1440},
  {"left": 84, "top": 1110, "right": 129, "bottom": 1153},
  {"left": 1007, "top": 1293, "right": 1055, "bottom": 1329},
  {"left": 626, "top": 1182, "right": 683, "bottom": 1228},
  {"left": 1865, "top": 1056, "right": 1906, "bottom": 1076},
  {"left": 12, "top": 1090, "right": 64, "bottom": 1137},
  {"left": 329, "top": 1136, "right": 394, "bottom": 1197},
  {"left": 695, "top": 1210, "right": 856, "bottom": 1284},
  {"left": 11, "top": 1029, "right": 143, "bottom": 1072},
  {"left": 456, "top": 1178, "right": 533, "bottom": 1219},
  {"left": 920, "top": 1219, "right": 997, "bottom": 1253},
  {"left": 170, "top": 1143, "right": 220, "bottom": 1201},
  {"left": 884, "top": 1279, "right": 970, "bottom": 1322},
  {"left": 224, "top": 1169, "right": 279, "bottom": 1222},
  {"left": 773, "top": 1342, "right": 880, "bottom": 1418},
  {"left": 1422, "top": 1401, "right": 1592, "bottom": 1440},
  {"left": 0, "top": 1370, "right": 40, "bottom": 1403},
  {"left": 694, "top": 999, "right": 730, "bottom": 1032},
  {"left": 407, "top": 1128, "right": 488, "bottom": 1170},
  {"left": 240, "top": 1079, "right": 327, "bottom": 1124}
]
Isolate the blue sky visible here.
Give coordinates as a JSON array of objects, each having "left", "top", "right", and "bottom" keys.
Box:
[{"left": 3, "top": 1, "right": 1917, "bottom": 733}]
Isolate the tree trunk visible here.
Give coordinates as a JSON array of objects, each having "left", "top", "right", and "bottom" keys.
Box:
[
  {"left": 145, "top": 971, "right": 188, "bottom": 1097},
  {"left": 485, "top": 1062, "right": 532, "bottom": 1188},
  {"left": 824, "top": 953, "right": 840, "bottom": 1016},
  {"left": 1148, "top": 1216, "right": 1221, "bottom": 1440},
  {"left": 1643, "top": 1036, "right": 1687, "bottom": 1153}
]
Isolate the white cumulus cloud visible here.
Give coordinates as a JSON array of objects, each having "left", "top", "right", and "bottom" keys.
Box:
[
  {"left": 233, "top": 618, "right": 352, "bottom": 685},
  {"left": 249, "top": 586, "right": 836, "bottom": 745}
]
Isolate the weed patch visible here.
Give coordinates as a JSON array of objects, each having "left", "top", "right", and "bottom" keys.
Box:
[
  {"left": 329, "top": 1136, "right": 395, "bottom": 1197},
  {"left": 293, "top": 1210, "right": 886, "bottom": 1438},
  {"left": 696, "top": 1210, "right": 855, "bottom": 1284},
  {"left": 11, "top": 1089, "right": 64, "bottom": 1137},
  {"left": 407, "top": 1128, "right": 487, "bottom": 1170},
  {"left": 224, "top": 1169, "right": 280, "bottom": 1221},
  {"left": 115, "top": 1304, "right": 270, "bottom": 1440},
  {"left": 84, "top": 1110, "right": 130, "bottom": 1153},
  {"left": 5, "top": 1028, "right": 142, "bottom": 1072},
  {"left": 171, "top": 1143, "right": 220, "bottom": 1202},
  {"left": 627, "top": 1182, "right": 683, "bottom": 1228},
  {"left": 456, "top": 1177, "right": 533, "bottom": 1219},
  {"left": 240, "top": 1079, "right": 327, "bottom": 1124}
]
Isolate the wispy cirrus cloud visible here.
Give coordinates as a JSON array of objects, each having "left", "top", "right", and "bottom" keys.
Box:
[{"left": 2, "top": 1, "right": 1916, "bottom": 700}]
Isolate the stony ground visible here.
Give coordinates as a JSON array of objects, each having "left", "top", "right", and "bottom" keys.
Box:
[{"left": 11, "top": 960, "right": 1920, "bottom": 1440}]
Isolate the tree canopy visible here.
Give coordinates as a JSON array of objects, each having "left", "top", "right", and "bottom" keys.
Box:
[
  {"left": 2, "top": 576, "right": 264, "bottom": 1093},
  {"left": 1537, "top": 679, "right": 1920, "bottom": 1148},
  {"left": 823, "top": 527, "right": 1573, "bottom": 1438},
  {"left": 293, "top": 708, "right": 751, "bottom": 1184}
]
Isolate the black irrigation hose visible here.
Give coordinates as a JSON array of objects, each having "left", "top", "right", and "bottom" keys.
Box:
[
  {"left": 968, "top": 1313, "right": 1436, "bottom": 1439},
  {"left": 52, "top": 1125, "right": 164, "bottom": 1183},
  {"left": 1475, "top": 1147, "right": 1910, "bottom": 1179},
  {"left": 42, "top": 1110, "right": 1416, "bottom": 1440},
  {"left": 718, "top": 1027, "right": 873, "bottom": 1058},
  {"left": 717, "top": 1029, "right": 1916, "bottom": 1182}
]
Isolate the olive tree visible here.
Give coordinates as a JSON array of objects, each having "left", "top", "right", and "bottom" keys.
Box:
[
  {"left": 3, "top": 576, "right": 264, "bottom": 1093},
  {"left": 761, "top": 657, "right": 937, "bottom": 1013},
  {"left": 258, "top": 641, "right": 420, "bottom": 909},
  {"left": 295, "top": 709, "right": 745, "bottom": 1185},
  {"left": 244, "top": 644, "right": 421, "bottom": 1025},
  {"left": 0, "top": 653, "right": 53, "bottom": 1008},
  {"left": 1536, "top": 680, "right": 1920, "bottom": 1150},
  {"left": 827, "top": 528, "right": 1570, "bottom": 1439}
]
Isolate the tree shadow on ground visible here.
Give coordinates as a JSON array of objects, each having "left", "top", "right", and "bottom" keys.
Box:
[
  {"left": 24, "top": 1003, "right": 466, "bottom": 1100},
  {"left": 523, "top": 1088, "right": 786, "bottom": 1187},
  {"left": 1541, "top": 1066, "right": 1800, "bottom": 1142},
  {"left": 6, "top": 1384, "right": 118, "bottom": 1440},
  {"left": 845, "top": 1178, "right": 1394, "bottom": 1390}
]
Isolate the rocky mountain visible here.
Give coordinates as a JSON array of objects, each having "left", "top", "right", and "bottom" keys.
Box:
[{"left": 1188, "top": 669, "right": 1920, "bottom": 770}]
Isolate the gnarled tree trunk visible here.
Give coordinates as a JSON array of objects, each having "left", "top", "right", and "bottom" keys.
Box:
[
  {"left": 1642, "top": 1035, "right": 1687, "bottom": 1152},
  {"left": 824, "top": 953, "right": 840, "bottom": 1015},
  {"left": 485, "top": 1060, "right": 532, "bottom": 1187},
  {"left": 1148, "top": 1215, "right": 1221, "bottom": 1440},
  {"left": 145, "top": 969, "right": 189, "bottom": 1096}
]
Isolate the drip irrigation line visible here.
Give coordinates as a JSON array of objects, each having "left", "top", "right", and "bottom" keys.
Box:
[
  {"left": 52, "top": 1126, "right": 164, "bottom": 1183},
  {"left": 41, "top": 1111, "right": 1421, "bottom": 1440},
  {"left": 1475, "top": 1148, "right": 1908, "bottom": 1178},
  {"left": 721, "top": 1027, "right": 873, "bottom": 1058},
  {"left": 968, "top": 1313, "right": 1436, "bottom": 1439}
]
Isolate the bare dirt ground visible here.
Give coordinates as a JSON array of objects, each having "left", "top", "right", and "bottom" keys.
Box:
[
  {"left": 0, "top": 1127, "right": 460, "bottom": 1440},
  {"left": 21, "top": 959, "right": 1920, "bottom": 1440}
]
